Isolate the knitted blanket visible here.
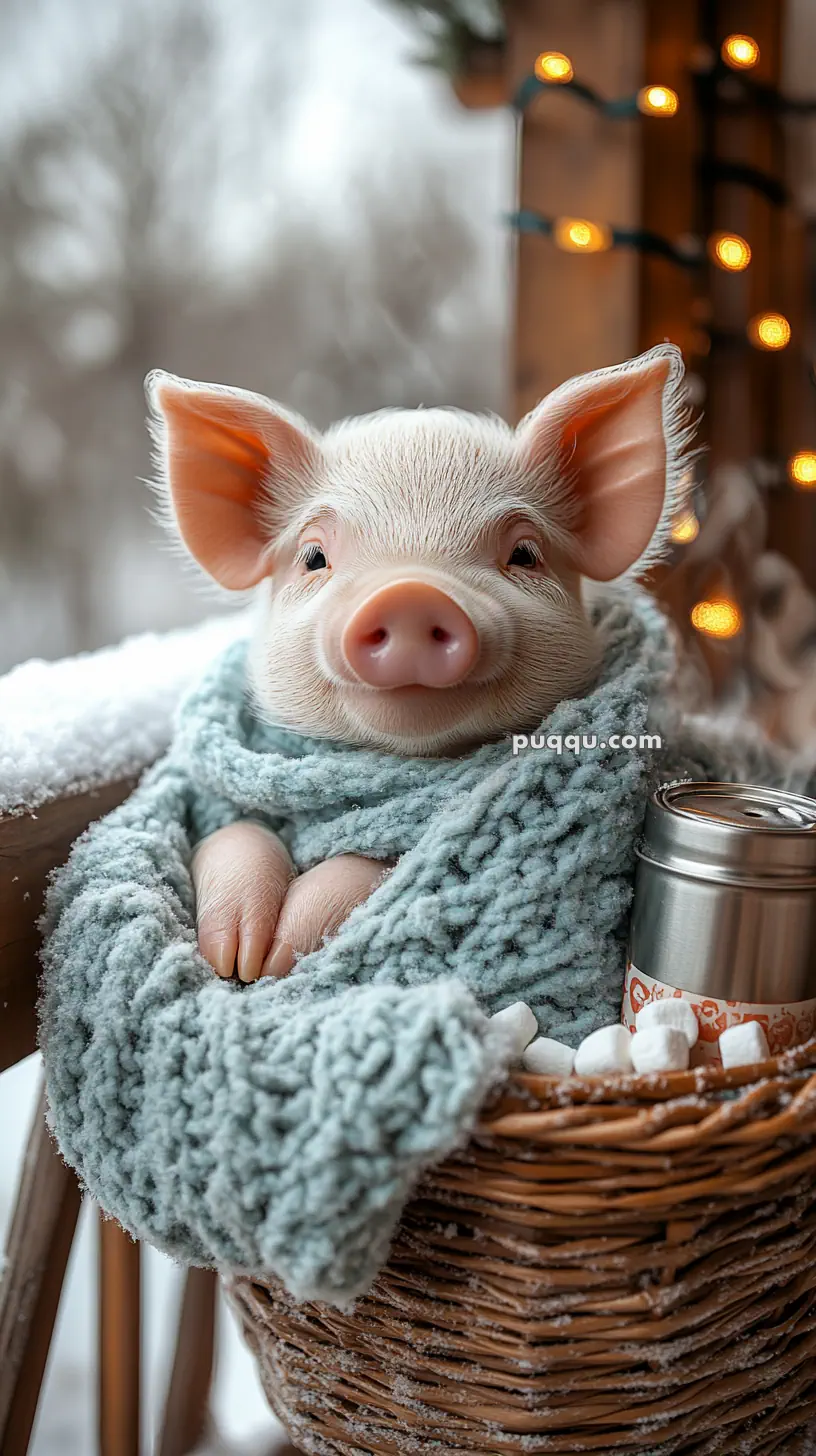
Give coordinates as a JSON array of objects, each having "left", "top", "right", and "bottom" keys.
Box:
[{"left": 39, "top": 586, "right": 802, "bottom": 1304}]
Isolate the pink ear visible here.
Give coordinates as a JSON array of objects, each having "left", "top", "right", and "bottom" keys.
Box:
[
  {"left": 517, "top": 345, "right": 684, "bottom": 581},
  {"left": 146, "top": 373, "right": 319, "bottom": 589}
]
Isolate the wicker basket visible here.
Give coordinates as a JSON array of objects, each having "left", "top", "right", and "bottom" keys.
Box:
[{"left": 227, "top": 1039, "right": 816, "bottom": 1456}]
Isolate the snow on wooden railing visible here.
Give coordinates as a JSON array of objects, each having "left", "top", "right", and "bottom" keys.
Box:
[
  {"left": 0, "top": 615, "right": 253, "bottom": 1456},
  {"left": 0, "top": 612, "right": 246, "bottom": 1074}
]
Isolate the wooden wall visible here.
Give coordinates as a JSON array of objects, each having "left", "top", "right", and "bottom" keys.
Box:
[
  {"left": 504, "top": 0, "right": 816, "bottom": 590},
  {"left": 505, "top": 0, "right": 643, "bottom": 421}
]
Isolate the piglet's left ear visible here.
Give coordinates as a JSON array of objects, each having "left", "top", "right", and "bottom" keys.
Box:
[
  {"left": 146, "top": 372, "right": 320, "bottom": 590},
  {"left": 516, "top": 344, "right": 688, "bottom": 581}
]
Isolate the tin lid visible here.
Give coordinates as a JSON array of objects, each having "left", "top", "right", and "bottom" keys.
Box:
[{"left": 638, "top": 781, "right": 816, "bottom": 887}]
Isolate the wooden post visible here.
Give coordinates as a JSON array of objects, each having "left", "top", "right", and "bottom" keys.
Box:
[
  {"left": 702, "top": 4, "right": 816, "bottom": 592},
  {"left": 638, "top": 1, "right": 702, "bottom": 358},
  {"left": 768, "top": 207, "right": 816, "bottom": 586},
  {"left": 0, "top": 1088, "right": 82, "bottom": 1456},
  {"left": 98, "top": 1214, "right": 141, "bottom": 1456},
  {"left": 637, "top": 0, "right": 709, "bottom": 668},
  {"left": 638, "top": 1, "right": 816, "bottom": 700},
  {"left": 156, "top": 1268, "right": 218, "bottom": 1456},
  {"left": 505, "top": 0, "right": 643, "bottom": 422},
  {"left": 706, "top": 0, "right": 784, "bottom": 469},
  {"left": 0, "top": 780, "right": 135, "bottom": 1074}
]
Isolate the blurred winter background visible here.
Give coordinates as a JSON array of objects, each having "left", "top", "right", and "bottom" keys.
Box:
[
  {"left": 1, "top": 0, "right": 512, "bottom": 675},
  {"left": 0, "top": 0, "right": 512, "bottom": 1449}
]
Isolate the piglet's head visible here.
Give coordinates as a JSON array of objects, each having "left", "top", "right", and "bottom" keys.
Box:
[{"left": 146, "top": 344, "right": 687, "bottom": 755}]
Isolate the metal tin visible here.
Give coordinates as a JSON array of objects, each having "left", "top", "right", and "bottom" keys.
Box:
[{"left": 629, "top": 781, "right": 816, "bottom": 1003}]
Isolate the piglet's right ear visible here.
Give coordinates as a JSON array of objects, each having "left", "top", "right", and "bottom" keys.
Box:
[
  {"left": 516, "top": 345, "right": 687, "bottom": 582},
  {"left": 146, "top": 372, "right": 320, "bottom": 589}
]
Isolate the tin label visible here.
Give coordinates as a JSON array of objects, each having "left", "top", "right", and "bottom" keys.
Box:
[{"left": 622, "top": 963, "right": 816, "bottom": 1065}]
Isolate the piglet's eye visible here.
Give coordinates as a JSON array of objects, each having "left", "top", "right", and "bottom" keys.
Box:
[
  {"left": 302, "top": 544, "right": 328, "bottom": 571},
  {"left": 507, "top": 542, "right": 540, "bottom": 569}
]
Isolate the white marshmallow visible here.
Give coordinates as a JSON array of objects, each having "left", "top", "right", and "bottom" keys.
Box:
[
  {"left": 574, "top": 1024, "right": 633, "bottom": 1077},
  {"left": 522, "top": 1036, "right": 576, "bottom": 1076},
  {"left": 631, "top": 1026, "right": 689, "bottom": 1074},
  {"left": 719, "top": 1020, "right": 770, "bottom": 1069},
  {"left": 636, "top": 997, "right": 699, "bottom": 1048},
  {"left": 490, "top": 1002, "right": 538, "bottom": 1059}
]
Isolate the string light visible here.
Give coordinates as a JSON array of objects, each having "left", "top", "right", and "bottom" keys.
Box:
[
  {"left": 691, "top": 599, "right": 742, "bottom": 639},
  {"left": 671, "top": 512, "right": 700, "bottom": 544},
  {"left": 514, "top": 68, "right": 679, "bottom": 119},
  {"left": 709, "top": 231, "right": 751, "bottom": 271},
  {"left": 748, "top": 312, "right": 791, "bottom": 351},
  {"left": 553, "top": 217, "right": 612, "bottom": 253},
  {"left": 722, "top": 34, "right": 760, "bottom": 70},
  {"left": 789, "top": 452, "right": 816, "bottom": 489},
  {"left": 637, "top": 85, "right": 679, "bottom": 116},
  {"left": 534, "top": 51, "right": 574, "bottom": 84},
  {"left": 517, "top": 41, "right": 815, "bottom": 120},
  {"left": 508, "top": 209, "right": 699, "bottom": 269},
  {"left": 515, "top": 44, "right": 809, "bottom": 512}
]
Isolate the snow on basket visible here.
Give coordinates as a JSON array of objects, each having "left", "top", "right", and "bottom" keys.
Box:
[{"left": 227, "top": 1040, "right": 816, "bottom": 1455}]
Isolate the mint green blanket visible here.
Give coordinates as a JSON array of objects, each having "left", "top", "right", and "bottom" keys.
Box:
[{"left": 39, "top": 588, "right": 798, "bottom": 1303}]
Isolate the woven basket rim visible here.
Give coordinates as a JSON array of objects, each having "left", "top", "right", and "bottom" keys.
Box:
[
  {"left": 479, "top": 1036, "right": 816, "bottom": 1142},
  {"left": 231, "top": 1045, "right": 816, "bottom": 1454}
]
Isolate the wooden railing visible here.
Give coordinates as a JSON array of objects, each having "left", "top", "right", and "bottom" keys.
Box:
[{"left": 0, "top": 784, "right": 298, "bottom": 1456}]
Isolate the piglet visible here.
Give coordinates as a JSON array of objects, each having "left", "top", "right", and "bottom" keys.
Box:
[{"left": 147, "top": 345, "right": 685, "bottom": 980}]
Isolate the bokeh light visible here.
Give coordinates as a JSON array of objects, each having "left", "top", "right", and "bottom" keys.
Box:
[
  {"left": 637, "top": 85, "right": 679, "bottom": 116},
  {"left": 534, "top": 52, "right": 574, "bottom": 84},
  {"left": 709, "top": 231, "right": 751, "bottom": 272},
  {"left": 671, "top": 512, "right": 700, "bottom": 544},
  {"left": 553, "top": 217, "right": 612, "bottom": 253},
  {"left": 748, "top": 312, "right": 791, "bottom": 351},
  {"left": 691, "top": 599, "right": 742, "bottom": 639},
  {"left": 789, "top": 452, "right": 816, "bottom": 489},
  {"left": 722, "top": 34, "right": 760, "bottom": 70}
]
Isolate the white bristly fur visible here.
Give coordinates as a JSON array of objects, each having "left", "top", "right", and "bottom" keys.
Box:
[
  {"left": 246, "top": 401, "right": 599, "bottom": 754},
  {"left": 146, "top": 344, "right": 693, "bottom": 757}
]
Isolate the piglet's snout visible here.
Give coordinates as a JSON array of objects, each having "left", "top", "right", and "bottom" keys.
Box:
[{"left": 341, "top": 581, "right": 479, "bottom": 689}]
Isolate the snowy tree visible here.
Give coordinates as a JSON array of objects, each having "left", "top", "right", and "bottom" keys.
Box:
[{"left": 0, "top": 0, "right": 507, "bottom": 670}]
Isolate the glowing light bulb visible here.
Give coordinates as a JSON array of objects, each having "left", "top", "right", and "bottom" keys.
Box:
[
  {"left": 691, "top": 599, "right": 742, "bottom": 639},
  {"left": 534, "top": 51, "right": 574, "bottom": 84},
  {"left": 748, "top": 312, "right": 791, "bottom": 351},
  {"left": 789, "top": 452, "right": 816, "bottom": 489},
  {"left": 671, "top": 512, "right": 700, "bottom": 544},
  {"left": 709, "top": 231, "right": 751, "bottom": 272},
  {"left": 722, "top": 34, "right": 760, "bottom": 70},
  {"left": 637, "top": 85, "right": 679, "bottom": 116},
  {"left": 553, "top": 217, "right": 612, "bottom": 254}
]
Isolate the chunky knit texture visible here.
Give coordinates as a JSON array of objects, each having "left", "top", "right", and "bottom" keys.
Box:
[{"left": 40, "top": 586, "right": 807, "bottom": 1304}]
